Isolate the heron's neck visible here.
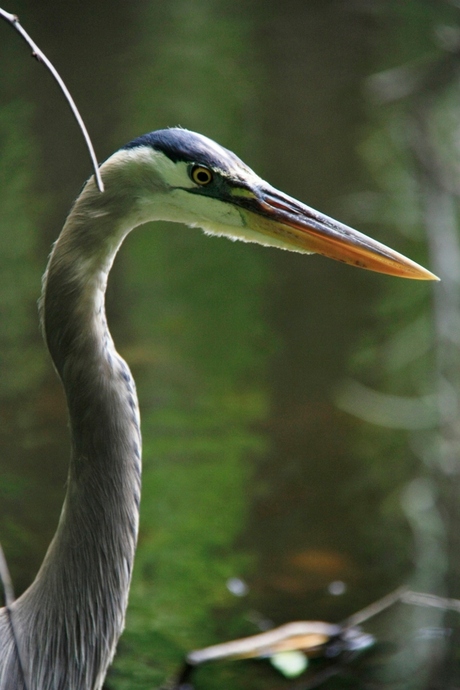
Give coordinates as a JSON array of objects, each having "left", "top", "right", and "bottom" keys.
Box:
[
  {"left": 42, "top": 184, "right": 141, "bottom": 480},
  {"left": 18, "top": 181, "right": 142, "bottom": 689}
]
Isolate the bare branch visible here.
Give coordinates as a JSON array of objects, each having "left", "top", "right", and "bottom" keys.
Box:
[
  {"left": 0, "top": 541, "right": 15, "bottom": 608},
  {"left": 402, "top": 590, "right": 460, "bottom": 615},
  {"left": 342, "top": 586, "right": 408, "bottom": 629},
  {"left": 0, "top": 7, "right": 104, "bottom": 192},
  {"left": 187, "top": 621, "right": 341, "bottom": 665}
]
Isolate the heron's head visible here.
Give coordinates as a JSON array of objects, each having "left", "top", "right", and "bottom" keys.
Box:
[{"left": 101, "top": 128, "right": 436, "bottom": 280}]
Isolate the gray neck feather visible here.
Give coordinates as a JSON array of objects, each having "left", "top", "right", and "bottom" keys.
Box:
[{"left": 0, "top": 175, "right": 142, "bottom": 690}]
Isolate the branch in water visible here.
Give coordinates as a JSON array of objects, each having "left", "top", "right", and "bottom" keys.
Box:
[{"left": 0, "top": 7, "right": 104, "bottom": 192}]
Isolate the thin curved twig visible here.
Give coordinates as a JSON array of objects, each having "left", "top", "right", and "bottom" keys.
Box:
[{"left": 0, "top": 7, "right": 104, "bottom": 192}]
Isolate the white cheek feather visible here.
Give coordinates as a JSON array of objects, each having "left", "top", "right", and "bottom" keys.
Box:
[
  {"left": 106, "top": 148, "right": 193, "bottom": 193},
  {"left": 165, "top": 189, "right": 244, "bottom": 228},
  {"left": 180, "top": 192, "right": 313, "bottom": 255},
  {"left": 146, "top": 153, "right": 191, "bottom": 187},
  {"left": 141, "top": 188, "right": 313, "bottom": 254}
]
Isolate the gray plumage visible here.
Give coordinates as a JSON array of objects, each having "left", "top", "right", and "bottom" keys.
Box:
[
  {"left": 0, "top": 148, "right": 142, "bottom": 690},
  {"left": 0, "top": 128, "right": 435, "bottom": 690}
]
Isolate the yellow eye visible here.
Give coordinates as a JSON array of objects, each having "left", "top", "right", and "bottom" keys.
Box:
[{"left": 191, "top": 165, "right": 213, "bottom": 186}]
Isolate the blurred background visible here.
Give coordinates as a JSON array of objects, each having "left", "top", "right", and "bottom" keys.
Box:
[{"left": 1, "top": 1, "right": 460, "bottom": 688}]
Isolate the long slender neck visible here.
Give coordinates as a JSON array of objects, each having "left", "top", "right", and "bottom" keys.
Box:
[{"left": 15, "top": 178, "right": 142, "bottom": 690}]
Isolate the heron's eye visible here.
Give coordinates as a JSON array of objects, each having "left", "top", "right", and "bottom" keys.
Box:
[{"left": 190, "top": 165, "right": 213, "bottom": 186}]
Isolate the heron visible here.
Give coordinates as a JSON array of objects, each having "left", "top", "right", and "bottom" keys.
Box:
[{"left": 0, "top": 128, "right": 437, "bottom": 690}]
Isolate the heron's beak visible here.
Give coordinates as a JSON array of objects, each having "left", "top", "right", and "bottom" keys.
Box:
[{"left": 238, "top": 185, "right": 438, "bottom": 280}]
